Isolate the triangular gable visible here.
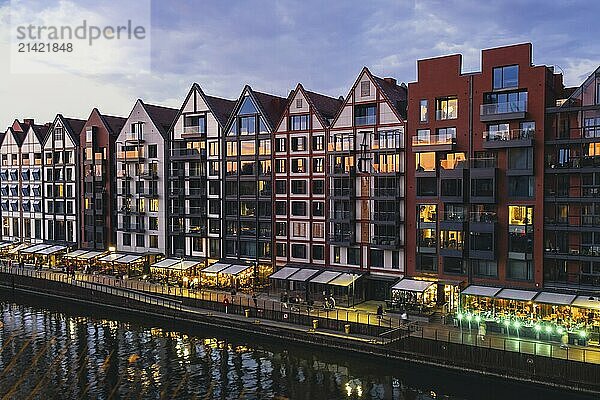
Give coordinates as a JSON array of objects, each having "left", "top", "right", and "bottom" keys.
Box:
[
  {"left": 44, "top": 114, "right": 81, "bottom": 148},
  {"left": 330, "top": 67, "right": 405, "bottom": 129},
  {"left": 224, "top": 86, "right": 275, "bottom": 134}
]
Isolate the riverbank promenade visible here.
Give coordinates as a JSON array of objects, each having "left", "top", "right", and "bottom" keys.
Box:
[{"left": 2, "top": 264, "right": 600, "bottom": 366}]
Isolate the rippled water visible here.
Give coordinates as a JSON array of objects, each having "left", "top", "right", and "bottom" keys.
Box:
[{"left": 0, "top": 291, "right": 593, "bottom": 400}]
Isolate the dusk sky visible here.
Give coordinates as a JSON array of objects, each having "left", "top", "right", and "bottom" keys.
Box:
[{"left": 0, "top": 0, "right": 598, "bottom": 127}]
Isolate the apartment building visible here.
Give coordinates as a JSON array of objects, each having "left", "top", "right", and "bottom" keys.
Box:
[
  {"left": 0, "top": 119, "right": 49, "bottom": 243},
  {"left": 327, "top": 68, "right": 407, "bottom": 297},
  {"left": 168, "top": 84, "right": 235, "bottom": 262},
  {"left": 223, "top": 86, "right": 289, "bottom": 276},
  {"left": 80, "top": 109, "right": 126, "bottom": 250},
  {"left": 406, "top": 43, "right": 564, "bottom": 299},
  {"left": 544, "top": 67, "right": 600, "bottom": 291},
  {"left": 43, "top": 115, "right": 86, "bottom": 246},
  {"left": 273, "top": 84, "right": 342, "bottom": 269},
  {"left": 115, "top": 100, "right": 178, "bottom": 256}
]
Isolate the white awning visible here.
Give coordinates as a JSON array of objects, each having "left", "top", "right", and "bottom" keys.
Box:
[
  {"left": 310, "top": 271, "right": 341, "bottom": 284},
  {"left": 572, "top": 296, "right": 600, "bottom": 310},
  {"left": 288, "top": 268, "right": 320, "bottom": 282},
  {"left": 9, "top": 243, "right": 31, "bottom": 254},
  {"left": 115, "top": 254, "right": 145, "bottom": 264},
  {"left": 328, "top": 273, "right": 361, "bottom": 287},
  {"left": 202, "top": 262, "right": 230, "bottom": 274},
  {"left": 534, "top": 292, "right": 576, "bottom": 306},
  {"left": 461, "top": 285, "right": 502, "bottom": 298},
  {"left": 391, "top": 278, "right": 435, "bottom": 293},
  {"left": 495, "top": 288, "right": 538, "bottom": 301},
  {"left": 36, "top": 245, "right": 67, "bottom": 255},
  {"left": 98, "top": 253, "right": 129, "bottom": 262},
  {"left": 151, "top": 258, "right": 181, "bottom": 269},
  {"left": 180, "top": 260, "right": 202, "bottom": 269},
  {"left": 21, "top": 244, "right": 52, "bottom": 254},
  {"left": 63, "top": 249, "right": 90, "bottom": 259},
  {"left": 78, "top": 251, "right": 105, "bottom": 260},
  {"left": 220, "top": 264, "right": 253, "bottom": 276},
  {"left": 269, "top": 267, "right": 300, "bottom": 280},
  {"left": 0, "top": 242, "right": 13, "bottom": 249}
]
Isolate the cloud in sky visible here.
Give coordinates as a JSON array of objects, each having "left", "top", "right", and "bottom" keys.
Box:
[{"left": 0, "top": 0, "right": 598, "bottom": 127}]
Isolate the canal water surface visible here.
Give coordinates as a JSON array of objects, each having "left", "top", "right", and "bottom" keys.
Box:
[{"left": 0, "top": 291, "right": 594, "bottom": 400}]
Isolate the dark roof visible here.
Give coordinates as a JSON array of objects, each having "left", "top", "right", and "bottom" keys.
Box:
[
  {"left": 304, "top": 89, "right": 343, "bottom": 121},
  {"left": 63, "top": 117, "right": 86, "bottom": 145},
  {"left": 31, "top": 123, "right": 50, "bottom": 144},
  {"left": 0, "top": 132, "right": 4, "bottom": 147},
  {"left": 252, "top": 90, "right": 290, "bottom": 128},
  {"left": 372, "top": 75, "right": 407, "bottom": 117},
  {"left": 204, "top": 94, "right": 236, "bottom": 127},
  {"left": 141, "top": 101, "right": 179, "bottom": 137},
  {"left": 100, "top": 113, "right": 127, "bottom": 136}
]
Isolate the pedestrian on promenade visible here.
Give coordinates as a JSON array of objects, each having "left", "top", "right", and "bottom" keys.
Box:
[
  {"left": 376, "top": 304, "right": 384, "bottom": 321},
  {"left": 478, "top": 322, "right": 486, "bottom": 341},
  {"left": 281, "top": 291, "right": 289, "bottom": 309},
  {"left": 252, "top": 293, "right": 258, "bottom": 308},
  {"left": 223, "top": 296, "right": 230, "bottom": 314}
]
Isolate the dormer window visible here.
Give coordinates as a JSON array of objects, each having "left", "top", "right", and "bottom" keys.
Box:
[
  {"left": 183, "top": 115, "right": 206, "bottom": 135},
  {"left": 53, "top": 127, "right": 64, "bottom": 141},
  {"left": 354, "top": 104, "right": 376, "bottom": 126},
  {"left": 290, "top": 115, "right": 309, "bottom": 131}
]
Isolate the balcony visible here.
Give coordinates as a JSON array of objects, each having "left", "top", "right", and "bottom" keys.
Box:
[
  {"left": 140, "top": 189, "right": 159, "bottom": 198},
  {"left": 328, "top": 234, "right": 354, "bottom": 246},
  {"left": 371, "top": 237, "right": 399, "bottom": 249},
  {"left": 171, "top": 148, "right": 207, "bottom": 161},
  {"left": 116, "top": 170, "right": 132, "bottom": 179},
  {"left": 182, "top": 125, "right": 206, "bottom": 138},
  {"left": 469, "top": 211, "right": 497, "bottom": 233},
  {"left": 186, "top": 187, "right": 207, "bottom": 198},
  {"left": 117, "top": 150, "right": 145, "bottom": 162},
  {"left": 439, "top": 210, "right": 466, "bottom": 230},
  {"left": 411, "top": 134, "right": 455, "bottom": 152},
  {"left": 140, "top": 169, "right": 159, "bottom": 180},
  {"left": 480, "top": 100, "right": 527, "bottom": 121},
  {"left": 330, "top": 211, "right": 353, "bottom": 222},
  {"left": 118, "top": 223, "right": 145, "bottom": 233},
  {"left": 118, "top": 205, "right": 145, "bottom": 215},
  {"left": 482, "top": 128, "right": 534, "bottom": 149},
  {"left": 123, "top": 132, "right": 145, "bottom": 142}
]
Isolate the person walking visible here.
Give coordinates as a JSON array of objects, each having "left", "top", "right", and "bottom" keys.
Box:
[
  {"left": 252, "top": 293, "right": 258, "bottom": 308},
  {"left": 223, "top": 296, "right": 230, "bottom": 314},
  {"left": 376, "top": 304, "right": 384, "bottom": 321},
  {"left": 478, "top": 322, "right": 486, "bottom": 341}
]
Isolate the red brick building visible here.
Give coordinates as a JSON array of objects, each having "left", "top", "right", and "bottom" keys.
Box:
[{"left": 406, "top": 44, "right": 564, "bottom": 302}]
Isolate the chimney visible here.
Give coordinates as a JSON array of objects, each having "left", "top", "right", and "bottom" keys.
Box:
[
  {"left": 383, "top": 77, "right": 397, "bottom": 86},
  {"left": 23, "top": 118, "right": 35, "bottom": 126}
]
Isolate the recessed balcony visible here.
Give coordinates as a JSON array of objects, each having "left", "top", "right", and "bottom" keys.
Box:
[
  {"left": 482, "top": 128, "right": 534, "bottom": 148},
  {"left": 480, "top": 100, "right": 527, "bottom": 122},
  {"left": 411, "top": 134, "right": 455, "bottom": 152}
]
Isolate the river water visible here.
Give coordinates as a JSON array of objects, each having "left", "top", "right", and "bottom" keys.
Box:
[{"left": 0, "top": 291, "right": 593, "bottom": 400}]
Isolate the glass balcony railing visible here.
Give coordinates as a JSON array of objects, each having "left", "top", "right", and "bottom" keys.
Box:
[
  {"left": 480, "top": 100, "right": 527, "bottom": 116},
  {"left": 469, "top": 211, "right": 497, "bottom": 223},
  {"left": 411, "top": 134, "right": 455, "bottom": 147},
  {"left": 483, "top": 128, "right": 534, "bottom": 142}
]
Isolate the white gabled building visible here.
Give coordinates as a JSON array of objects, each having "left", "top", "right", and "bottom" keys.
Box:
[
  {"left": 42, "top": 115, "right": 86, "bottom": 245},
  {"left": 168, "top": 84, "right": 235, "bottom": 263},
  {"left": 115, "top": 100, "right": 178, "bottom": 256}
]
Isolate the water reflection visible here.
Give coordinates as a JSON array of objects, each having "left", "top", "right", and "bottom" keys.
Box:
[{"left": 0, "top": 294, "right": 594, "bottom": 400}]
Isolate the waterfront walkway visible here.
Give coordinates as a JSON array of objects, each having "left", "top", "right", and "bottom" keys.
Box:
[{"left": 2, "top": 265, "right": 600, "bottom": 365}]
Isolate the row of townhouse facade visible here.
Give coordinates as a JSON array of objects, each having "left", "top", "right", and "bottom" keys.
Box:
[{"left": 1, "top": 42, "right": 599, "bottom": 299}]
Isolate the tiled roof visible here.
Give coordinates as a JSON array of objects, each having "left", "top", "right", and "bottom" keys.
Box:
[
  {"left": 142, "top": 101, "right": 179, "bottom": 137},
  {"left": 304, "top": 89, "right": 343, "bottom": 121},
  {"left": 372, "top": 75, "right": 407, "bottom": 118},
  {"left": 252, "top": 90, "right": 290, "bottom": 129},
  {"left": 204, "top": 95, "right": 236, "bottom": 127},
  {"left": 101, "top": 113, "right": 127, "bottom": 136},
  {"left": 63, "top": 117, "right": 87, "bottom": 145}
]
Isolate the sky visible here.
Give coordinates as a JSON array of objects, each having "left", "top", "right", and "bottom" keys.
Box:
[{"left": 0, "top": 0, "right": 599, "bottom": 128}]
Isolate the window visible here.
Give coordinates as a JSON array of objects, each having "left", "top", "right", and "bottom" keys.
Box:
[
  {"left": 123, "top": 233, "right": 131, "bottom": 246},
  {"left": 471, "top": 178, "right": 494, "bottom": 198},
  {"left": 509, "top": 205, "right": 533, "bottom": 225},
  {"left": 312, "top": 180, "right": 324, "bottom": 195},
  {"left": 276, "top": 242, "right": 287, "bottom": 257},
  {"left": 440, "top": 178, "right": 462, "bottom": 197},
  {"left": 312, "top": 135, "right": 324, "bottom": 151},
  {"left": 416, "top": 255, "right": 437, "bottom": 272},
  {"left": 291, "top": 158, "right": 306, "bottom": 173},
  {"left": 149, "top": 235, "right": 158, "bottom": 248},
  {"left": 418, "top": 228, "right": 437, "bottom": 251},
  {"left": 291, "top": 244, "right": 306, "bottom": 259},
  {"left": 415, "top": 152, "right": 436, "bottom": 172},
  {"left": 312, "top": 201, "right": 324, "bottom": 217},
  {"left": 418, "top": 204, "right": 436, "bottom": 223},
  {"left": 275, "top": 180, "right": 287, "bottom": 194},
  {"left": 355, "top": 104, "right": 376, "bottom": 125},
  {"left": 226, "top": 141, "right": 237, "bottom": 157},
  {"left": 493, "top": 65, "right": 519, "bottom": 90},
  {"left": 443, "top": 258, "right": 465, "bottom": 275},
  {"left": 370, "top": 249, "right": 384, "bottom": 268},
  {"left": 291, "top": 201, "right": 306, "bottom": 216},
  {"left": 53, "top": 127, "right": 64, "bottom": 141},
  {"left": 313, "top": 157, "right": 324, "bottom": 173},
  {"left": 209, "top": 141, "right": 219, "bottom": 156},
  {"left": 291, "top": 180, "right": 307, "bottom": 194},
  {"left": 258, "top": 139, "right": 271, "bottom": 155},
  {"left": 419, "top": 99, "right": 428, "bottom": 122},
  {"left": 239, "top": 116, "right": 256, "bottom": 135},
  {"left": 149, "top": 217, "right": 158, "bottom": 230},
  {"left": 312, "top": 223, "right": 324, "bottom": 238},
  {"left": 275, "top": 222, "right": 287, "bottom": 236},
  {"left": 436, "top": 97, "right": 458, "bottom": 120},
  {"left": 507, "top": 260, "right": 532, "bottom": 281},
  {"left": 292, "top": 222, "right": 306, "bottom": 237},
  {"left": 148, "top": 145, "right": 157, "bottom": 158},
  {"left": 290, "top": 115, "right": 309, "bottom": 131},
  {"left": 360, "top": 81, "right": 370, "bottom": 96},
  {"left": 440, "top": 230, "right": 464, "bottom": 251},
  {"left": 508, "top": 147, "right": 533, "bottom": 170},
  {"left": 508, "top": 176, "right": 534, "bottom": 198},
  {"left": 348, "top": 248, "right": 360, "bottom": 265},
  {"left": 275, "top": 159, "right": 286, "bottom": 173},
  {"left": 184, "top": 115, "right": 206, "bottom": 134},
  {"left": 276, "top": 138, "right": 286, "bottom": 152},
  {"left": 313, "top": 245, "right": 324, "bottom": 260},
  {"left": 470, "top": 232, "right": 493, "bottom": 252},
  {"left": 296, "top": 98, "right": 303, "bottom": 108},
  {"left": 472, "top": 260, "right": 498, "bottom": 278},
  {"left": 275, "top": 201, "right": 287, "bottom": 216},
  {"left": 416, "top": 177, "right": 437, "bottom": 197},
  {"left": 240, "top": 140, "right": 256, "bottom": 155},
  {"left": 483, "top": 91, "right": 528, "bottom": 113},
  {"left": 291, "top": 137, "right": 306, "bottom": 151}
]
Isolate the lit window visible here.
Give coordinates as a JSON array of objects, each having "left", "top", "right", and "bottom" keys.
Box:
[{"left": 419, "top": 99, "right": 428, "bottom": 122}]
